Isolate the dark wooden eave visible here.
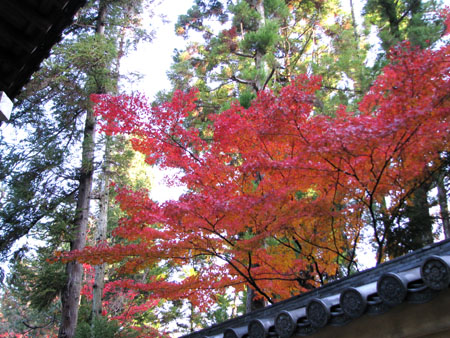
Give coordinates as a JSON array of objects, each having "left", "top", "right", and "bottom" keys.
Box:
[
  {"left": 0, "top": 0, "right": 87, "bottom": 99},
  {"left": 183, "top": 239, "right": 450, "bottom": 338}
]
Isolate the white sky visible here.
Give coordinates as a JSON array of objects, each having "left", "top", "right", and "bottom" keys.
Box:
[
  {"left": 121, "top": 0, "right": 195, "bottom": 99},
  {"left": 119, "top": 0, "right": 197, "bottom": 203}
]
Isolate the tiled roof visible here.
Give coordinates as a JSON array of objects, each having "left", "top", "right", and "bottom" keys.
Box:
[
  {"left": 183, "top": 239, "right": 450, "bottom": 338},
  {"left": 0, "top": 0, "right": 86, "bottom": 99}
]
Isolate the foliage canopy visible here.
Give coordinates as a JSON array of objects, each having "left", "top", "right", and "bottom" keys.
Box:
[{"left": 66, "top": 41, "right": 450, "bottom": 308}]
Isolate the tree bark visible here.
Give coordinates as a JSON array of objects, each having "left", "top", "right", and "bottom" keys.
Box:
[
  {"left": 92, "top": 0, "right": 129, "bottom": 319},
  {"left": 407, "top": 184, "right": 434, "bottom": 248},
  {"left": 92, "top": 138, "right": 110, "bottom": 318},
  {"left": 437, "top": 170, "right": 450, "bottom": 239},
  {"left": 253, "top": 0, "right": 266, "bottom": 92},
  {"left": 349, "top": 0, "right": 359, "bottom": 42},
  {"left": 92, "top": 136, "right": 111, "bottom": 318},
  {"left": 58, "top": 102, "right": 96, "bottom": 338},
  {"left": 245, "top": 285, "right": 265, "bottom": 313},
  {"left": 245, "top": 0, "right": 268, "bottom": 313},
  {"left": 58, "top": 2, "right": 107, "bottom": 337}
]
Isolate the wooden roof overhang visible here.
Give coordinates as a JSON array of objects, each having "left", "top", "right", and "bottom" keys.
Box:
[{"left": 0, "top": 0, "right": 87, "bottom": 100}]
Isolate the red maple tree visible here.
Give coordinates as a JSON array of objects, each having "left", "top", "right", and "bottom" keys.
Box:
[{"left": 65, "top": 42, "right": 450, "bottom": 309}]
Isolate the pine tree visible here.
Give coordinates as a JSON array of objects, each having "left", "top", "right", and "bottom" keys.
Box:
[
  {"left": 169, "top": 1, "right": 354, "bottom": 112},
  {"left": 0, "top": 0, "right": 157, "bottom": 337},
  {"left": 364, "top": 0, "right": 444, "bottom": 51}
]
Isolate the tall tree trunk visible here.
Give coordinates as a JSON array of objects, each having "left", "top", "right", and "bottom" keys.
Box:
[
  {"left": 92, "top": 138, "right": 110, "bottom": 318},
  {"left": 245, "top": 0, "right": 268, "bottom": 313},
  {"left": 58, "top": 102, "right": 96, "bottom": 338},
  {"left": 348, "top": 0, "right": 366, "bottom": 95},
  {"left": 253, "top": 0, "right": 266, "bottom": 91},
  {"left": 406, "top": 184, "right": 434, "bottom": 248},
  {"left": 91, "top": 1, "right": 129, "bottom": 319},
  {"left": 59, "top": 2, "right": 107, "bottom": 337},
  {"left": 437, "top": 170, "right": 450, "bottom": 239},
  {"left": 384, "top": 183, "right": 434, "bottom": 262},
  {"left": 349, "top": 0, "right": 359, "bottom": 42},
  {"left": 245, "top": 286, "right": 265, "bottom": 313}
]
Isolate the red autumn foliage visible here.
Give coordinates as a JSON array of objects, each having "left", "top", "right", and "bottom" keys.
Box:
[{"left": 65, "top": 42, "right": 450, "bottom": 308}]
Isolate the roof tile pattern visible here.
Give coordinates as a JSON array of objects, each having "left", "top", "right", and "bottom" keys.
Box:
[{"left": 183, "top": 239, "right": 450, "bottom": 338}]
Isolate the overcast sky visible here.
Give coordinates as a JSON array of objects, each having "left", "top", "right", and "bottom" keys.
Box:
[{"left": 120, "top": 0, "right": 195, "bottom": 99}]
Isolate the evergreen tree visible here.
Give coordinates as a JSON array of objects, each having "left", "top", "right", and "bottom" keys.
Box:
[
  {"left": 169, "top": 0, "right": 355, "bottom": 112},
  {"left": 0, "top": 0, "right": 157, "bottom": 337},
  {"left": 364, "top": 0, "right": 444, "bottom": 51}
]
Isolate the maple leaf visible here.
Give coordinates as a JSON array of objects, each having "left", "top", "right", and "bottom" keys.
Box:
[{"left": 68, "top": 42, "right": 450, "bottom": 309}]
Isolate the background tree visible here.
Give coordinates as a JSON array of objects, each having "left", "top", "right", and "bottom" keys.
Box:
[
  {"left": 168, "top": 0, "right": 365, "bottom": 114},
  {"left": 0, "top": 0, "right": 158, "bottom": 337},
  {"left": 364, "top": 0, "right": 444, "bottom": 51}
]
